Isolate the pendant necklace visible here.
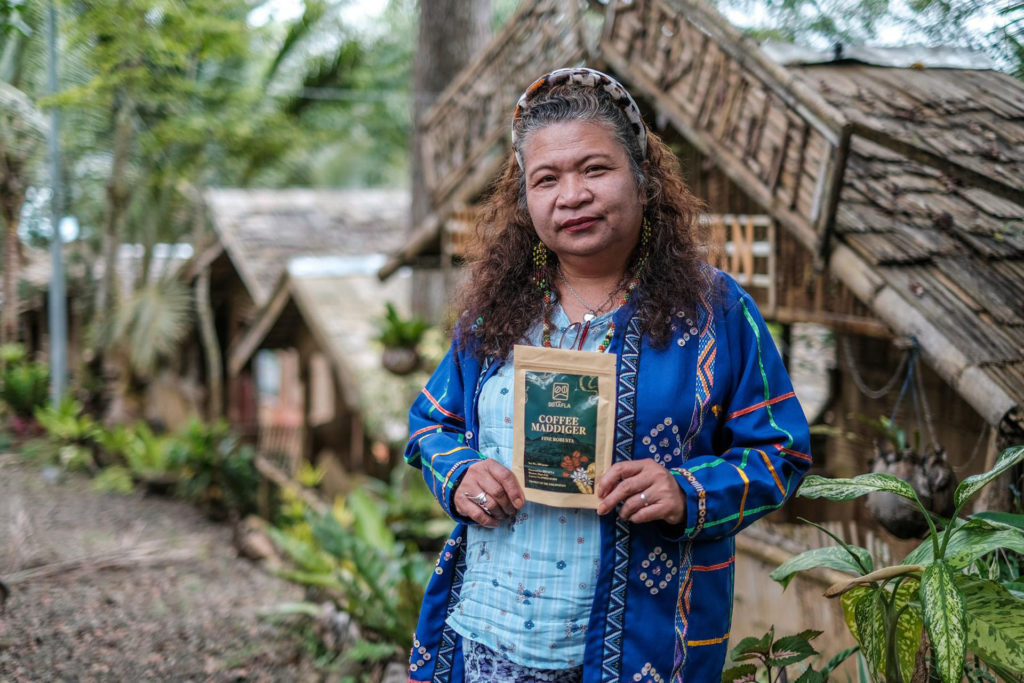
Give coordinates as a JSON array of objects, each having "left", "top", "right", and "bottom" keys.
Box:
[
  {"left": 558, "top": 264, "right": 624, "bottom": 322},
  {"left": 542, "top": 267, "right": 640, "bottom": 352}
]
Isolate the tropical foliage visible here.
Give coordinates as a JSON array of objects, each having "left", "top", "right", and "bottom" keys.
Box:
[
  {"left": 0, "top": 343, "right": 49, "bottom": 422},
  {"left": 772, "top": 446, "right": 1024, "bottom": 682},
  {"left": 722, "top": 626, "right": 859, "bottom": 682},
  {"left": 25, "top": 395, "right": 260, "bottom": 518},
  {"left": 264, "top": 466, "right": 451, "bottom": 667}
]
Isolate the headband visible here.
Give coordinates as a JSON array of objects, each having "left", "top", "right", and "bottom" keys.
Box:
[{"left": 511, "top": 67, "right": 648, "bottom": 170}]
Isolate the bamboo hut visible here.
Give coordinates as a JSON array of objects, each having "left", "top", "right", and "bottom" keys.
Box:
[
  {"left": 379, "top": 0, "right": 1024, "bottom": 659},
  {"left": 179, "top": 188, "right": 410, "bottom": 490}
]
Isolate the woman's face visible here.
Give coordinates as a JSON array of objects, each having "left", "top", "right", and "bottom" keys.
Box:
[{"left": 522, "top": 120, "right": 643, "bottom": 273}]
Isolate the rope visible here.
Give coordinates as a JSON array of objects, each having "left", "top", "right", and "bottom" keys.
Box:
[
  {"left": 912, "top": 348, "right": 941, "bottom": 453},
  {"left": 841, "top": 335, "right": 909, "bottom": 400},
  {"left": 954, "top": 423, "right": 991, "bottom": 474},
  {"left": 890, "top": 347, "right": 918, "bottom": 426}
]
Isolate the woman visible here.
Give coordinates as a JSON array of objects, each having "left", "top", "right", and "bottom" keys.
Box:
[{"left": 405, "top": 68, "right": 811, "bottom": 683}]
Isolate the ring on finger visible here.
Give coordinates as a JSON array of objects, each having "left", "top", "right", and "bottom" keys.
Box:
[
  {"left": 481, "top": 504, "right": 493, "bottom": 517},
  {"left": 640, "top": 491, "right": 650, "bottom": 507},
  {"left": 466, "top": 491, "right": 489, "bottom": 506}
]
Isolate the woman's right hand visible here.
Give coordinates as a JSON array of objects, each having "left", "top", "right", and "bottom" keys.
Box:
[{"left": 453, "top": 460, "right": 526, "bottom": 528}]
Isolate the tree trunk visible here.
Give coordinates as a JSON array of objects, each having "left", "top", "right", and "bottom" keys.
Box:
[
  {"left": 94, "top": 90, "right": 134, "bottom": 329},
  {"left": 1, "top": 186, "right": 23, "bottom": 344},
  {"left": 409, "top": 0, "right": 491, "bottom": 321},
  {"left": 195, "top": 267, "right": 222, "bottom": 420}
]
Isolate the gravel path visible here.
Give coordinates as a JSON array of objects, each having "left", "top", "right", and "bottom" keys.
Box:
[{"left": 0, "top": 452, "right": 320, "bottom": 682}]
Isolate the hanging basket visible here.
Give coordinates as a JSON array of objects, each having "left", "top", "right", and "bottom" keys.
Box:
[{"left": 382, "top": 346, "right": 421, "bottom": 375}]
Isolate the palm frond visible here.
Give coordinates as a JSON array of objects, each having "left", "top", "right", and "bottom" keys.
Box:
[{"left": 112, "top": 278, "right": 192, "bottom": 376}]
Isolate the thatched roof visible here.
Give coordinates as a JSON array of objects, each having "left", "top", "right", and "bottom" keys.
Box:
[
  {"left": 790, "top": 63, "right": 1024, "bottom": 431},
  {"left": 380, "top": 0, "right": 1024, "bottom": 435},
  {"left": 228, "top": 256, "right": 413, "bottom": 415},
  {"left": 204, "top": 188, "right": 410, "bottom": 307}
]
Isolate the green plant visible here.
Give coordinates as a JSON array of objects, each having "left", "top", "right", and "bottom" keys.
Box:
[
  {"left": 171, "top": 418, "right": 259, "bottom": 519},
  {"left": 33, "top": 396, "right": 100, "bottom": 471},
  {"left": 375, "top": 302, "right": 428, "bottom": 349},
  {"left": 1, "top": 353, "right": 49, "bottom": 421},
  {"left": 268, "top": 488, "right": 433, "bottom": 655},
  {"left": 722, "top": 627, "right": 858, "bottom": 682},
  {"left": 360, "top": 466, "right": 453, "bottom": 551},
  {"left": 92, "top": 466, "right": 135, "bottom": 494},
  {"left": 0, "top": 342, "right": 27, "bottom": 365},
  {"left": 772, "top": 445, "right": 1024, "bottom": 683}
]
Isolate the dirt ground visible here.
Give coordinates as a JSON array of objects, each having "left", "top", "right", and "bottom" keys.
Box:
[{"left": 0, "top": 451, "right": 323, "bottom": 682}]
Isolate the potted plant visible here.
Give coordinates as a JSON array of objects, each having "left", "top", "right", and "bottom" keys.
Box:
[
  {"left": 771, "top": 445, "right": 1024, "bottom": 683},
  {"left": 375, "top": 302, "right": 428, "bottom": 376}
]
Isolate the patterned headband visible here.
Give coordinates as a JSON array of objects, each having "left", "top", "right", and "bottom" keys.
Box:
[{"left": 511, "top": 67, "right": 648, "bottom": 170}]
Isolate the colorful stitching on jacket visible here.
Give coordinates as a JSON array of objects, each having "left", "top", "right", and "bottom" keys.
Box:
[
  {"left": 433, "top": 538, "right": 467, "bottom": 683},
  {"left": 600, "top": 315, "right": 641, "bottom": 683}
]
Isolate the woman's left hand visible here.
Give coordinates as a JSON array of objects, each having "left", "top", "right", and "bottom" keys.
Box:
[{"left": 596, "top": 460, "right": 685, "bottom": 525}]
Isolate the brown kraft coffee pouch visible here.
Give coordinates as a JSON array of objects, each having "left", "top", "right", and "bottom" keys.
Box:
[{"left": 512, "top": 345, "right": 616, "bottom": 509}]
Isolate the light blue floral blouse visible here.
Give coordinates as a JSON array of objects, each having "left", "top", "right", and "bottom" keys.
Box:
[{"left": 446, "top": 305, "right": 614, "bottom": 669}]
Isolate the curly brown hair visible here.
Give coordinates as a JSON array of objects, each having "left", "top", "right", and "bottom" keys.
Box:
[{"left": 454, "top": 92, "right": 709, "bottom": 361}]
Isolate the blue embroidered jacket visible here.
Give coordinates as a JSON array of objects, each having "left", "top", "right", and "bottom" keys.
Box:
[{"left": 405, "top": 271, "right": 812, "bottom": 683}]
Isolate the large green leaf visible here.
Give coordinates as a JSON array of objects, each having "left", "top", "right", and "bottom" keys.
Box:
[
  {"left": 921, "top": 561, "right": 967, "bottom": 683},
  {"left": 797, "top": 473, "right": 919, "bottom": 503},
  {"left": 954, "top": 446, "right": 1024, "bottom": 510},
  {"left": 958, "top": 577, "right": 1024, "bottom": 674},
  {"left": 266, "top": 526, "right": 334, "bottom": 574},
  {"left": 840, "top": 586, "right": 872, "bottom": 644},
  {"left": 892, "top": 578, "right": 924, "bottom": 683},
  {"left": 347, "top": 488, "right": 396, "bottom": 553},
  {"left": 766, "top": 631, "right": 820, "bottom": 668},
  {"left": 770, "top": 545, "right": 873, "bottom": 589},
  {"left": 721, "top": 663, "right": 757, "bottom": 682},
  {"left": 904, "top": 518, "right": 1024, "bottom": 569},
  {"left": 854, "top": 588, "right": 888, "bottom": 682},
  {"left": 730, "top": 629, "right": 773, "bottom": 660},
  {"left": 970, "top": 511, "right": 1024, "bottom": 532}
]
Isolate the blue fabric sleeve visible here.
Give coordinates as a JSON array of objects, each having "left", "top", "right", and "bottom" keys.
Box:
[
  {"left": 672, "top": 291, "right": 812, "bottom": 541},
  {"left": 405, "top": 344, "right": 485, "bottom": 522}
]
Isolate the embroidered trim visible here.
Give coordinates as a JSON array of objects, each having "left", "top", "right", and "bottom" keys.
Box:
[
  {"left": 673, "top": 468, "right": 707, "bottom": 536},
  {"left": 441, "top": 458, "right": 483, "bottom": 497},
  {"left": 687, "top": 632, "right": 730, "bottom": 647},
  {"left": 600, "top": 314, "right": 641, "bottom": 683},
  {"left": 421, "top": 388, "right": 466, "bottom": 423},
  {"left": 778, "top": 445, "right": 813, "bottom": 463},
  {"left": 727, "top": 391, "right": 796, "bottom": 420},
  {"left": 692, "top": 556, "right": 735, "bottom": 572},
  {"left": 432, "top": 537, "right": 467, "bottom": 682},
  {"left": 679, "top": 292, "right": 716, "bottom": 460}
]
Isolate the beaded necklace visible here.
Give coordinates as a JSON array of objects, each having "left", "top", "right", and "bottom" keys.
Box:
[{"left": 541, "top": 276, "right": 639, "bottom": 352}]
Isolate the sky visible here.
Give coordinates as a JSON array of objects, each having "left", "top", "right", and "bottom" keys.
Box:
[{"left": 249, "top": 0, "right": 388, "bottom": 28}]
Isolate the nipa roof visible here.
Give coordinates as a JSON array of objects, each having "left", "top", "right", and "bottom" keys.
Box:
[
  {"left": 789, "top": 63, "right": 1024, "bottom": 429},
  {"left": 204, "top": 188, "right": 410, "bottom": 308}
]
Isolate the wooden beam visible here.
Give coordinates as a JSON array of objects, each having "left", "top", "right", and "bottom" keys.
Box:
[
  {"left": 829, "top": 244, "right": 1018, "bottom": 430},
  {"left": 227, "top": 275, "right": 293, "bottom": 377},
  {"left": 815, "top": 124, "right": 853, "bottom": 268},
  {"left": 654, "top": 0, "right": 849, "bottom": 137},
  {"left": 772, "top": 306, "right": 892, "bottom": 339},
  {"left": 378, "top": 147, "right": 505, "bottom": 280},
  {"left": 601, "top": 48, "right": 821, "bottom": 255},
  {"left": 254, "top": 454, "right": 327, "bottom": 516}
]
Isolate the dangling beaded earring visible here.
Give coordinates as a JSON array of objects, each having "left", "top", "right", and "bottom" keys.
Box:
[
  {"left": 532, "top": 240, "right": 549, "bottom": 292},
  {"left": 634, "top": 215, "right": 652, "bottom": 275}
]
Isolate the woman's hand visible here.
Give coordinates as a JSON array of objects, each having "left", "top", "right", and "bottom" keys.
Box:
[
  {"left": 596, "top": 460, "right": 685, "bottom": 525},
  {"left": 453, "top": 460, "right": 526, "bottom": 528}
]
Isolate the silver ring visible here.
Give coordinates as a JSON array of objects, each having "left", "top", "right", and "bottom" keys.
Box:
[
  {"left": 640, "top": 492, "right": 650, "bottom": 507},
  {"left": 466, "top": 491, "right": 488, "bottom": 506},
  {"left": 481, "top": 505, "right": 493, "bottom": 517}
]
